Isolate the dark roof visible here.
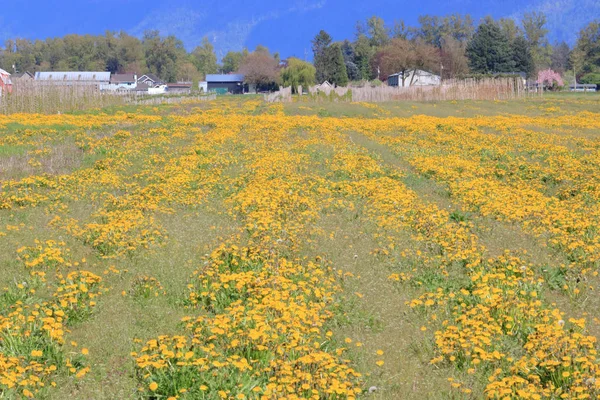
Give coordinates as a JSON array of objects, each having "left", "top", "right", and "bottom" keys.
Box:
[
  {"left": 206, "top": 74, "right": 244, "bottom": 83},
  {"left": 111, "top": 73, "right": 136, "bottom": 83},
  {"left": 13, "top": 71, "right": 33, "bottom": 79},
  {"left": 134, "top": 82, "right": 151, "bottom": 91}
]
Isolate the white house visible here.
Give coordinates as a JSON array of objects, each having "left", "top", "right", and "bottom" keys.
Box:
[
  {"left": 101, "top": 73, "right": 137, "bottom": 91},
  {"left": 137, "top": 74, "right": 163, "bottom": 88},
  {"left": 387, "top": 70, "right": 441, "bottom": 87}
]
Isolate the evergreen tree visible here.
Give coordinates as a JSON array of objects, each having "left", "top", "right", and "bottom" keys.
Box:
[
  {"left": 326, "top": 43, "right": 349, "bottom": 86},
  {"left": 353, "top": 34, "right": 374, "bottom": 80},
  {"left": 551, "top": 42, "right": 571, "bottom": 73},
  {"left": 312, "top": 30, "right": 332, "bottom": 83},
  {"left": 466, "top": 18, "right": 515, "bottom": 73},
  {"left": 512, "top": 36, "right": 534, "bottom": 77}
]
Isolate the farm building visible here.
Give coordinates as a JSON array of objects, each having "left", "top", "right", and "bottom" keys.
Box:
[
  {"left": 103, "top": 73, "right": 138, "bottom": 91},
  {"left": 387, "top": 70, "right": 441, "bottom": 87},
  {"left": 35, "top": 71, "right": 111, "bottom": 86},
  {"left": 12, "top": 71, "right": 34, "bottom": 82},
  {"left": 205, "top": 74, "right": 245, "bottom": 94},
  {"left": 0, "top": 68, "right": 12, "bottom": 96}
]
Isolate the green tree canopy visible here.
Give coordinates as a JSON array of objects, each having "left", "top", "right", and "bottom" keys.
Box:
[
  {"left": 191, "top": 37, "right": 218, "bottom": 78},
  {"left": 221, "top": 50, "right": 245, "bottom": 74},
  {"left": 522, "top": 12, "right": 551, "bottom": 71},
  {"left": 572, "top": 20, "right": 600, "bottom": 76},
  {"left": 466, "top": 18, "right": 515, "bottom": 73},
  {"left": 280, "top": 57, "right": 316, "bottom": 93}
]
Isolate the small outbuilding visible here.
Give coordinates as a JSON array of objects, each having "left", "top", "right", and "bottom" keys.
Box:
[
  {"left": 205, "top": 74, "right": 245, "bottom": 94},
  {"left": 388, "top": 70, "right": 441, "bottom": 87}
]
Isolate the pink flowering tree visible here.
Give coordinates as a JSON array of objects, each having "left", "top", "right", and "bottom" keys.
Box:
[{"left": 537, "top": 69, "right": 564, "bottom": 91}]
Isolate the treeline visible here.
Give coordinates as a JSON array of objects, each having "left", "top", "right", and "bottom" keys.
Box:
[
  {"left": 313, "top": 14, "right": 600, "bottom": 86},
  {"left": 0, "top": 15, "right": 598, "bottom": 87},
  {"left": 0, "top": 30, "right": 230, "bottom": 83}
]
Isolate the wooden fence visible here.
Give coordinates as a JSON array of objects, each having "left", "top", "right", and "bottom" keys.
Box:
[
  {"left": 264, "top": 86, "right": 292, "bottom": 103},
  {"left": 351, "top": 78, "right": 533, "bottom": 102},
  {"left": 267, "top": 77, "right": 538, "bottom": 104}
]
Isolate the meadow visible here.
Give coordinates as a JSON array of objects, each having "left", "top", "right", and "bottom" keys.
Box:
[{"left": 1, "top": 93, "right": 600, "bottom": 399}]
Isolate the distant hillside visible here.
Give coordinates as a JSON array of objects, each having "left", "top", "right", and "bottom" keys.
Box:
[{"left": 0, "top": 0, "right": 597, "bottom": 58}]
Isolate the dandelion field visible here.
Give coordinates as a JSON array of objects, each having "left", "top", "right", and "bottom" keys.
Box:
[{"left": 1, "top": 94, "right": 600, "bottom": 399}]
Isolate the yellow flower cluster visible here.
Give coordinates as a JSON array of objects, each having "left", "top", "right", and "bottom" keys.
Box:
[
  {"left": 16, "top": 240, "right": 71, "bottom": 269},
  {"left": 0, "top": 269, "right": 101, "bottom": 397},
  {"left": 133, "top": 110, "right": 364, "bottom": 399}
]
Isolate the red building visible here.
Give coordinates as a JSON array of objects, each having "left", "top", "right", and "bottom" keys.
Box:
[{"left": 0, "top": 68, "right": 13, "bottom": 96}]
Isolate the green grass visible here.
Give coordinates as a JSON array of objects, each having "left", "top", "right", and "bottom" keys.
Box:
[
  {"left": 2, "top": 95, "right": 599, "bottom": 399},
  {"left": 285, "top": 92, "right": 600, "bottom": 118}
]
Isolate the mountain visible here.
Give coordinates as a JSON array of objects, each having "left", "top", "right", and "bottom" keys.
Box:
[{"left": 0, "top": 0, "right": 597, "bottom": 58}]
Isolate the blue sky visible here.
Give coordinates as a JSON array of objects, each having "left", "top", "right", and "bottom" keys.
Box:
[{"left": 1, "top": 0, "right": 598, "bottom": 58}]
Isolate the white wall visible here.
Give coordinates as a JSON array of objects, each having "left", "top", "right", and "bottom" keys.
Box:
[
  {"left": 402, "top": 70, "right": 441, "bottom": 86},
  {"left": 199, "top": 81, "right": 208, "bottom": 93}
]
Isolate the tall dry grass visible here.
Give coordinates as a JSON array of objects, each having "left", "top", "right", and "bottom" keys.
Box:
[
  {"left": 0, "top": 81, "right": 217, "bottom": 114},
  {"left": 0, "top": 81, "right": 129, "bottom": 114}
]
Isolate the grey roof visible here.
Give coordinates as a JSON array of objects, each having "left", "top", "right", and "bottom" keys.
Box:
[
  {"left": 206, "top": 74, "right": 244, "bottom": 83},
  {"left": 111, "top": 73, "right": 136, "bottom": 83},
  {"left": 35, "top": 71, "right": 111, "bottom": 82},
  {"left": 138, "top": 73, "right": 161, "bottom": 83}
]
